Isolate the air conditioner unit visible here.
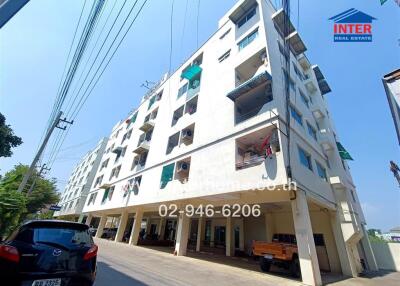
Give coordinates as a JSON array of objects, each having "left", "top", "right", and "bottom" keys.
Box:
[
  {"left": 176, "top": 162, "right": 190, "bottom": 173},
  {"left": 269, "top": 129, "right": 280, "bottom": 153},
  {"left": 181, "top": 129, "right": 193, "bottom": 141}
]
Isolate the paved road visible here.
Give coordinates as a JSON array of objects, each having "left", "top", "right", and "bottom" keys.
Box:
[
  {"left": 94, "top": 238, "right": 299, "bottom": 286},
  {"left": 93, "top": 238, "right": 400, "bottom": 286}
]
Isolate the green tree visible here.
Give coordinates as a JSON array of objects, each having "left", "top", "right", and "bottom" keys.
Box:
[
  {"left": 0, "top": 112, "right": 22, "bottom": 158},
  {"left": 0, "top": 164, "right": 59, "bottom": 238}
]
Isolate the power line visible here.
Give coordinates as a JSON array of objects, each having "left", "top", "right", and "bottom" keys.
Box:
[{"left": 47, "top": 0, "right": 149, "bottom": 168}]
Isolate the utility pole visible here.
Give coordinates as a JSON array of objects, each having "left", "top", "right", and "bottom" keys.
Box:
[
  {"left": 17, "top": 111, "right": 73, "bottom": 193},
  {"left": 27, "top": 164, "right": 51, "bottom": 195}
]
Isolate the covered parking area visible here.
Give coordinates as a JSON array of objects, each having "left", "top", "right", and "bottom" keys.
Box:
[{"left": 85, "top": 188, "right": 361, "bottom": 286}]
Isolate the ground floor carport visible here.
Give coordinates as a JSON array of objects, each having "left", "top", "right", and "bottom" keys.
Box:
[{"left": 83, "top": 188, "right": 374, "bottom": 286}]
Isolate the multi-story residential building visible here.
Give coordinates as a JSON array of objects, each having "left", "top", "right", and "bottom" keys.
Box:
[
  {"left": 54, "top": 138, "right": 107, "bottom": 221},
  {"left": 81, "top": 1, "right": 377, "bottom": 285},
  {"left": 382, "top": 68, "right": 400, "bottom": 145}
]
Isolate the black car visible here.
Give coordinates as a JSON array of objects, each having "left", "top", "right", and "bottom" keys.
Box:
[{"left": 0, "top": 220, "right": 97, "bottom": 286}]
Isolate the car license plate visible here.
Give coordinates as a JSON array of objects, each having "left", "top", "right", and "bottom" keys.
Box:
[
  {"left": 264, "top": 254, "right": 273, "bottom": 259},
  {"left": 32, "top": 278, "right": 61, "bottom": 286}
]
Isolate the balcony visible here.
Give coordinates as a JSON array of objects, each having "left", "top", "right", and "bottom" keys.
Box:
[
  {"left": 304, "top": 77, "right": 318, "bottom": 94},
  {"left": 286, "top": 31, "right": 307, "bottom": 56},
  {"left": 235, "top": 127, "right": 280, "bottom": 170},
  {"left": 272, "top": 9, "right": 295, "bottom": 38},
  {"left": 297, "top": 54, "right": 311, "bottom": 71},
  {"left": 319, "top": 129, "right": 334, "bottom": 151},
  {"left": 139, "top": 119, "right": 155, "bottom": 132},
  {"left": 311, "top": 106, "right": 325, "bottom": 120},
  {"left": 312, "top": 65, "right": 331, "bottom": 95},
  {"left": 133, "top": 140, "right": 150, "bottom": 155}
]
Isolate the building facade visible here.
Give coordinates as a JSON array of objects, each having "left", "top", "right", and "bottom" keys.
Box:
[
  {"left": 80, "top": 1, "right": 377, "bottom": 285},
  {"left": 53, "top": 138, "right": 107, "bottom": 221},
  {"left": 382, "top": 68, "right": 400, "bottom": 145}
]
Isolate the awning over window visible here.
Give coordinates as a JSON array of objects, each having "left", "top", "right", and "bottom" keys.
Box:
[
  {"left": 160, "top": 163, "right": 175, "bottom": 189},
  {"left": 226, "top": 70, "right": 272, "bottom": 101},
  {"left": 336, "top": 142, "right": 353, "bottom": 160},
  {"left": 181, "top": 64, "right": 202, "bottom": 81}
]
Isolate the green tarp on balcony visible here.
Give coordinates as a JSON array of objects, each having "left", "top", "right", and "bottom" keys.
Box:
[
  {"left": 181, "top": 64, "right": 202, "bottom": 80},
  {"left": 226, "top": 71, "right": 272, "bottom": 101},
  {"left": 160, "top": 163, "right": 175, "bottom": 189},
  {"left": 336, "top": 142, "right": 353, "bottom": 160}
]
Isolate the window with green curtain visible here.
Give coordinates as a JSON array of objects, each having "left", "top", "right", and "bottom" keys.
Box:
[
  {"left": 148, "top": 96, "right": 156, "bottom": 110},
  {"left": 131, "top": 112, "right": 138, "bottom": 123},
  {"left": 101, "top": 188, "right": 110, "bottom": 204},
  {"left": 160, "top": 163, "right": 175, "bottom": 189}
]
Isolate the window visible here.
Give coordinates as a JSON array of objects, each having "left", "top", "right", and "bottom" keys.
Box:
[
  {"left": 100, "top": 159, "right": 109, "bottom": 170},
  {"left": 87, "top": 193, "right": 95, "bottom": 205},
  {"left": 160, "top": 163, "right": 175, "bottom": 189},
  {"left": 238, "top": 29, "right": 259, "bottom": 51},
  {"left": 172, "top": 106, "right": 184, "bottom": 126},
  {"left": 307, "top": 122, "right": 317, "bottom": 141},
  {"left": 350, "top": 190, "right": 357, "bottom": 203},
  {"left": 237, "top": 7, "right": 256, "bottom": 28},
  {"left": 290, "top": 106, "right": 303, "bottom": 126},
  {"left": 94, "top": 175, "right": 103, "bottom": 188},
  {"left": 177, "top": 83, "right": 188, "bottom": 99},
  {"left": 298, "top": 147, "right": 312, "bottom": 171},
  {"left": 166, "top": 132, "right": 180, "bottom": 154},
  {"left": 101, "top": 186, "right": 114, "bottom": 204},
  {"left": 218, "top": 50, "right": 230, "bottom": 63},
  {"left": 299, "top": 90, "right": 309, "bottom": 108},
  {"left": 184, "top": 95, "right": 198, "bottom": 115},
  {"left": 315, "top": 161, "right": 327, "bottom": 181},
  {"left": 293, "top": 62, "right": 306, "bottom": 81},
  {"left": 283, "top": 69, "right": 295, "bottom": 91},
  {"left": 278, "top": 41, "right": 289, "bottom": 61},
  {"left": 148, "top": 95, "right": 156, "bottom": 110},
  {"left": 110, "top": 165, "right": 121, "bottom": 180},
  {"left": 121, "top": 129, "right": 132, "bottom": 144}
]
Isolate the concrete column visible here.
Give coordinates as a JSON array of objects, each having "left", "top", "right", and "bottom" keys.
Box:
[
  {"left": 175, "top": 214, "right": 190, "bottom": 256},
  {"left": 129, "top": 209, "right": 143, "bottom": 246},
  {"left": 330, "top": 212, "right": 358, "bottom": 277},
  {"left": 196, "top": 217, "right": 203, "bottom": 252},
  {"left": 95, "top": 214, "right": 107, "bottom": 238},
  {"left": 85, "top": 214, "right": 93, "bottom": 226},
  {"left": 226, "top": 216, "right": 233, "bottom": 256},
  {"left": 145, "top": 218, "right": 151, "bottom": 234},
  {"left": 291, "top": 191, "right": 322, "bottom": 286},
  {"left": 238, "top": 218, "right": 245, "bottom": 251},
  {"left": 210, "top": 220, "right": 215, "bottom": 247},
  {"left": 265, "top": 213, "right": 275, "bottom": 242},
  {"left": 115, "top": 211, "right": 129, "bottom": 242},
  {"left": 360, "top": 226, "right": 378, "bottom": 271},
  {"left": 158, "top": 217, "right": 166, "bottom": 239},
  {"left": 78, "top": 214, "right": 85, "bottom": 223}
]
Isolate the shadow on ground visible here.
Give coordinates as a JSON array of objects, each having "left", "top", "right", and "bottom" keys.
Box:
[{"left": 95, "top": 261, "right": 148, "bottom": 286}]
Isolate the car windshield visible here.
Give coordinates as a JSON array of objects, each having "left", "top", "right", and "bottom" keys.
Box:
[{"left": 15, "top": 226, "right": 92, "bottom": 248}]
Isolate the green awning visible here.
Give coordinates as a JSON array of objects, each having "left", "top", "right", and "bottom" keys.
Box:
[
  {"left": 160, "top": 163, "right": 175, "bottom": 189},
  {"left": 130, "top": 112, "right": 137, "bottom": 123},
  {"left": 181, "top": 64, "right": 202, "bottom": 80},
  {"left": 336, "top": 142, "right": 353, "bottom": 160}
]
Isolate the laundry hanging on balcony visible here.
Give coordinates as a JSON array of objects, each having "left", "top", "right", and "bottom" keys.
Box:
[
  {"left": 336, "top": 142, "right": 353, "bottom": 160},
  {"left": 126, "top": 112, "right": 137, "bottom": 124},
  {"left": 226, "top": 70, "right": 272, "bottom": 101},
  {"left": 181, "top": 64, "right": 202, "bottom": 81},
  {"left": 259, "top": 128, "right": 280, "bottom": 158}
]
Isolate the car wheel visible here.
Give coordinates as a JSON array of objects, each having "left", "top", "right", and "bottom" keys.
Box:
[
  {"left": 260, "top": 257, "right": 271, "bottom": 272},
  {"left": 290, "top": 257, "right": 301, "bottom": 278}
]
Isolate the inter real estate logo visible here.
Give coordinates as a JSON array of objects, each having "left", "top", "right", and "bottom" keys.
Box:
[{"left": 329, "top": 8, "right": 376, "bottom": 42}]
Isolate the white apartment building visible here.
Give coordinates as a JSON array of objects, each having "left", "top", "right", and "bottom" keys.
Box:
[
  {"left": 54, "top": 138, "right": 107, "bottom": 220},
  {"left": 81, "top": 1, "right": 378, "bottom": 285}
]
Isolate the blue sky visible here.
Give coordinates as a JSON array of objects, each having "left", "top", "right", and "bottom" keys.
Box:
[{"left": 0, "top": 0, "right": 399, "bottom": 231}]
